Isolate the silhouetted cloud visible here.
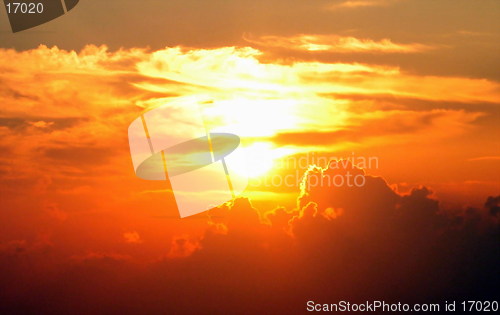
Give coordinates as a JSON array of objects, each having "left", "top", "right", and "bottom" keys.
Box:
[
  {"left": 485, "top": 196, "right": 500, "bottom": 217},
  {"left": 0, "top": 162, "right": 497, "bottom": 313}
]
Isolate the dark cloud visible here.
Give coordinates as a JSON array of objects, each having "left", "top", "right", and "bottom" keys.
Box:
[
  {"left": 0, "top": 116, "right": 86, "bottom": 132},
  {"left": 0, "top": 162, "right": 497, "bottom": 313},
  {"left": 0, "top": 80, "right": 39, "bottom": 101},
  {"left": 485, "top": 195, "right": 500, "bottom": 217},
  {"left": 269, "top": 110, "right": 459, "bottom": 146},
  {"left": 40, "top": 145, "right": 116, "bottom": 166},
  {"left": 321, "top": 92, "right": 500, "bottom": 113},
  {"left": 70, "top": 251, "right": 132, "bottom": 264}
]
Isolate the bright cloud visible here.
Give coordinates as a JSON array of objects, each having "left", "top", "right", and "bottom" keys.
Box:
[
  {"left": 0, "top": 44, "right": 498, "bottom": 206},
  {"left": 327, "top": 0, "right": 404, "bottom": 10},
  {"left": 244, "top": 33, "right": 434, "bottom": 53}
]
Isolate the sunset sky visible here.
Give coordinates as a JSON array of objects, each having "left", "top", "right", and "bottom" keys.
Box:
[{"left": 0, "top": 1, "right": 499, "bottom": 313}]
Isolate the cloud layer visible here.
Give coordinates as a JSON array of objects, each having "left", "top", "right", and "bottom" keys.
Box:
[
  {"left": 1, "top": 161, "right": 498, "bottom": 313},
  {"left": 244, "top": 33, "right": 433, "bottom": 53},
  {"left": 0, "top": 44, "right": 498, "bottom": 313}
]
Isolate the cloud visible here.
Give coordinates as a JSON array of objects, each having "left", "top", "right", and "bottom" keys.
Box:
[
  {"left": 40, "top": 145, "right": 116, "bottom": 166},
  {"left": 244, "top": 33, "right": 434, "bottom": 53},
  {"left": 0, "top": 162, "right": 498, "bottom": 313},
  {"left": 0, "top": 117, "right": 85, "bottom": 132},
  {"left": 167, "top": 235, "right": 200, "bottom": 258},
  {"left": 327, "top": 0, "right": 403, "bottom": 10},
  {"left": 0, "top": 45, "right": 497, "bottom": 218},
  {"left": 268, "top": 109, "right": 483, "bottom": 149},
  {"left": 468, "top": 156, "right": 500, "bottom": 162},
  {"left": 123, "top": 231, "right": 143, "bottom": 244},
  {"left": 70, "top": 252, "right": 132, "bottom": 264},
  {"left": 0, "top": 235, "right": 53, "bottom": 257},
  {"left": 178, "top": 166, "right": 497, "bottom": 307},
  {"left": 0, "top": 44, "right": 498, "bottom": 313},
  {"left": 485, "top": 196, "right": 500, "bottom": 217},
  {"left": 0, "top": 240, "right": 28, "bottom": 255},
  {"left": 43, "top": 202, "right": 68, "bottom": 222}
]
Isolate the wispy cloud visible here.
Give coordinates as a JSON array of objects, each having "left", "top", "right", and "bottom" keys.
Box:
[
  {"left": 327, "top": 0, "right": 403, "bottom": 10},
  {"left": 244, "top": 34, "right": 435, "bottom": 53},
  {"left": 468, "top": 156, "right": 500, "bottom": 162}
]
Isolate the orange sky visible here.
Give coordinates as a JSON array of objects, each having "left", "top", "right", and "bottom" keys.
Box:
[
  {"left": 0, "top": 44, "right": 498, "bottom": 212},
  {"left": 0, "top": 1, "right": 499, "bottom": 313}
]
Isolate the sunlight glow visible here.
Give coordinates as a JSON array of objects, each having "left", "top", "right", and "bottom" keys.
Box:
[{"left": 230, "top": 142, "right": 295, "bottom": 178}]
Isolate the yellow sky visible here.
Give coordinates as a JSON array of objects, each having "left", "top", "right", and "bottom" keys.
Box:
[{"left": 0, "top": 42, "right": 498, "bottom": 212}]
